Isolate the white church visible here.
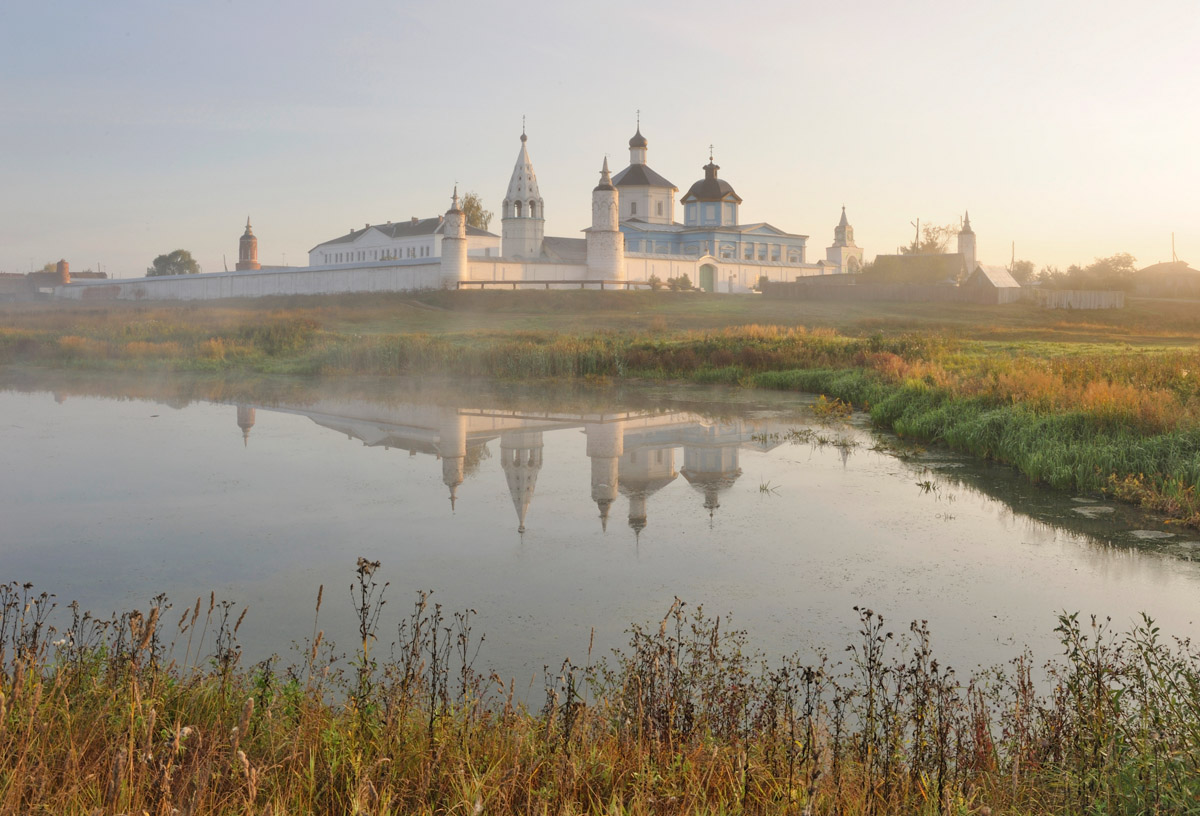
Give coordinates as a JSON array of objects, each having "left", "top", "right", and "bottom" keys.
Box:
[{"left": 54, "top": 124, "right": 863, "bottom": 301}]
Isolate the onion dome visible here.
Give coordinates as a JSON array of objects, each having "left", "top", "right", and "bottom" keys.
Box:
[{"left": 680, "top": 160, "right": 742, "bottom": 204}]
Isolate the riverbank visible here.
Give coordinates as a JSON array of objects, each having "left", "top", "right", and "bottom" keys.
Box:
[
  {"left": 4, "top": 292, "right": 1200, "bottom": 525},
  {"left": 3, "top": 568, "right": 1199, "bottom": 815}
]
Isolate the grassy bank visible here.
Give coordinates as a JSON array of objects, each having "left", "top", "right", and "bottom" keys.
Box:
[
  {"left": 5, "top": 292, "right": 1200, "bottom": 524},
  {"left": 4, "top": 564, "right": 1200, "bottom": 815}
]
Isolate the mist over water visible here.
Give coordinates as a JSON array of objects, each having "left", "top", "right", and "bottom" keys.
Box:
[{"left": 2, "top": 373, "right": 1197, "bottom": 689}]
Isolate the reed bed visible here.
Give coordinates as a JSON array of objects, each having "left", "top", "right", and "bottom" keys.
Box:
[{"left": 3, "top": 563, "right": 1200, "bottom": 815}]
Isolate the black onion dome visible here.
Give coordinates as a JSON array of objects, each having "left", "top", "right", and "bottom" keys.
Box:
[
  {"left": 629, "top": 128, "right": 647, "bottom": 148},
  {"left": 681, "top": 161, "right": 742, "bottom": 203}
]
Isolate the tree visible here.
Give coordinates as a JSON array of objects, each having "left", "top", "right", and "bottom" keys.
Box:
[
  {"left": 460, "top": 192, "right": 493, "bottom": 231},
  {"left": 146, "top": 249, "right": 200, "bottom": 277},
  {"left": 900, "top": 223, "right": 956, "bottom": 255},
  {"left": 1009, "top": 259, "right": 1035, "bottom": 284}
]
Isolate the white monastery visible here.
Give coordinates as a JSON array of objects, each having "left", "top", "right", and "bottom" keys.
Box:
[{"left": 54, "top": 123, "right": 863, "bottom": 301}]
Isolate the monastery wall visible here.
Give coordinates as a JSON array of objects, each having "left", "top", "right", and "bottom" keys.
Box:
[
  {"left": 53, "top": 261, "right": 444, "bottom": 301},
  {"left": 464, "top": 258, "right": 589, "bottom": 283}
]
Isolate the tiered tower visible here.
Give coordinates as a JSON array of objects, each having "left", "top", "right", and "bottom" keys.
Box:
[
  {"left": 825, "top": 207, "right": 864, "bottom": 274},
  {"left": 501, "top": 128, "right": 545, "bottom": 258},
  {"left": 440, "top": 187, "right": 468, "bottom": 288},
  {"left": 957, "top": 211, "right": 977, "bottom": 278},
  {"left": 586, "top": 158, "right": 625, "bottom": 281},
  {"left": 236, "top": 218, "right": 261, "bottom": 271}
]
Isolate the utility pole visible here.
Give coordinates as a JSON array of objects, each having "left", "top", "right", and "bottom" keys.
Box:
[{"left": 910, "top": 219, "right": 920, "bottom": 252}]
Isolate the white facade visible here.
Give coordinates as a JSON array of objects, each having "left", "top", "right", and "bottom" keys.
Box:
[{"left": 308, "top": 218, "right": 498, "bottom": 266}]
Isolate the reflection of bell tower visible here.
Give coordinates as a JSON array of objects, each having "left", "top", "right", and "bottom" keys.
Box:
[
  {"left": 438, "top": 414, "right": 468, "bottom": 511},
  {"left": 585, "top": 422, "right": 624, "bottom": 531},
  {"left": 680, "top": 432, "right": 742, "bottom": 520},
  {"left": 618, "top": 444, "right": 678, "bottom": 537},
  {"left": 236, "top": 405, "right": 256, "bottom": 447},
  {"left": 500, "top": 430, "right": 544, "bottom": 534}
]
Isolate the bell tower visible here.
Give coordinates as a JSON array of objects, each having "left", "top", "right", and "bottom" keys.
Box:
[
  {"left": 236, "top": 218, "right": 261, "bottom": 271},
  {"left": 957, "top": 211, "right": 977, "bottom": 277},
  {"left": 501, "top": 125, "right": 545, "bottom": 258}
]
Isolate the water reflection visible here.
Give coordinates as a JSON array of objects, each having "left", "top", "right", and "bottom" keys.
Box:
[
  {"left": 4, "top": 371, "right": 1197, "bottom": 683},
  {"left": 232, "top": 397, "right": 781, "bottom": 536}
]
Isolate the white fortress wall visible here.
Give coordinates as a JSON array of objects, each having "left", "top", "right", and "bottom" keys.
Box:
[
  {"left": 54, "top": 261, "right": 445, "bottom": 301},
  {"left": 464, "top": 258, "right": 589, "bottom": 282},
  {"left": 624, "top": 254, "right": 840, "bottom": 293}
]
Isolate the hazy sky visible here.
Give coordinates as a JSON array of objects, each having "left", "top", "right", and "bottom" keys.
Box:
[{"left": 2, "top": 0, "right": 1196, "bottom": 278}]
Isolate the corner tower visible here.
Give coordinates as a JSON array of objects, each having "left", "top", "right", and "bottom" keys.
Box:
[
  {"left": 957, "top": 211, "right": 977, "bottom": 277},
  {"left": 825, "top": 206, "right": 864, "bottom": 274},
  {"left": 440, "top": 187, "right": 468, "bottom": 288},
  {"left": 586, "top": 157, "right": 624, "bottom": 281},
  {"left": 236, "top": 218, "right": 261, "bottom": 271},
  {"left": 501, "top": 128, "right": 545, "bottom": 258}
]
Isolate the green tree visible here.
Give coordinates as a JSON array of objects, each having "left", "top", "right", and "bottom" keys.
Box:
[
  {"left": 1010, "top": 259, "right": 1035, "bottom": 284},
  {"left": 460, "top": 192, "right": 493, "bottom": 231},
  {"left": 146, "top": 249, "right": 200, "bottom": 277},
  {"left": 900, "top": 223, "right": 956, "bottom": 255}
]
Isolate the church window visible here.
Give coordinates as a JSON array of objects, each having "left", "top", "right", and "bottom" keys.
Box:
[
  {"left": 529, "top": 202, "right": 537, "bottom": 218},
  {"left": 630, "top": 202, "right": 637, "bottom": 216},
  {"left": 685, "top": 203, "right": 696, "bottom": 224},
  {"left": 705, "top": 204, "right": 716, "bottom": 222},
  {"left": 758, "top": 247, "right": 767, "bottom": 260},
  {"left": 656, "top": 202, "right": 663, "bottom": 216},
  {"left": 515, "top": 201, "right": 523, "bottom": 217},
  {"left": 744, "top": 245, "right": 753, "bottom": 260}
]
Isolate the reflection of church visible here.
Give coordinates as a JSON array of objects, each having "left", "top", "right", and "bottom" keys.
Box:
[{"left": 232, "top": 398, "right": 784, "bottom": 536}]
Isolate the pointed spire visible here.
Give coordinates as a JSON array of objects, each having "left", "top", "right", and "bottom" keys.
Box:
[
  {"left": 243, "top": 217, "right": 254, "bottom": 236},
  {"left": 594, "top": 156, "right": 615, "bottom": 192},
  {"left": 449, "top": 483, "right": 458, "bottom": 512},
  {"left": 521, "top": 115, "right": 527, "bottom": 143},
  {"left": 448, "top": 184, "right": 462, "bottom": 213},
  {"left": 961, "top": 210, "right": 973, "bottom": 233},
  {"left": 838, "top": 206, "right": 849, "bottom": 227}
]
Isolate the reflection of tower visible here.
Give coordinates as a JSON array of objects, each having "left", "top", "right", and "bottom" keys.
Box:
[
  {"left": 438, "top": 414, "right": 468, "bottom": 511},
  {"left": 236, "top": 405, "right": 256, "bottom": 447},
  {"left": 585, "top": 422, "right": 624, "bottom": 531},
  {"left": 618, "top": 444, "right": 678, "bottom": 536},
  {"left": 500, "top": 430, "right": 544, "bottom": 534},
  {"left": 680, "top": 432, "right": 743, "bottom": 519}
]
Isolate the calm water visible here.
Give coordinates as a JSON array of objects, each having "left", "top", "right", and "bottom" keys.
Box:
[{"left": 2, "top": 372, "right": 1198, "bottom": 687}]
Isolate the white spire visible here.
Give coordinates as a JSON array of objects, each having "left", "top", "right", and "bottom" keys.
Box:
[{"left": 504, "top": 132, "right": 542, "bottom": 208}]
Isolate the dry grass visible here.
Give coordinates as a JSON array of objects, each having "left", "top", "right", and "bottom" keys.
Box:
[{"left": 4, "top": 566, "right": 1200, "bottom": 815}]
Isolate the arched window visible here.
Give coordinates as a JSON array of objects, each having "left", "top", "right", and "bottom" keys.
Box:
[
  {"left": 529, "top": 201, "right": 537, "bottom": 218},
  {"left": 515, "top": 201, "right": 523, "bottom": 217}
]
